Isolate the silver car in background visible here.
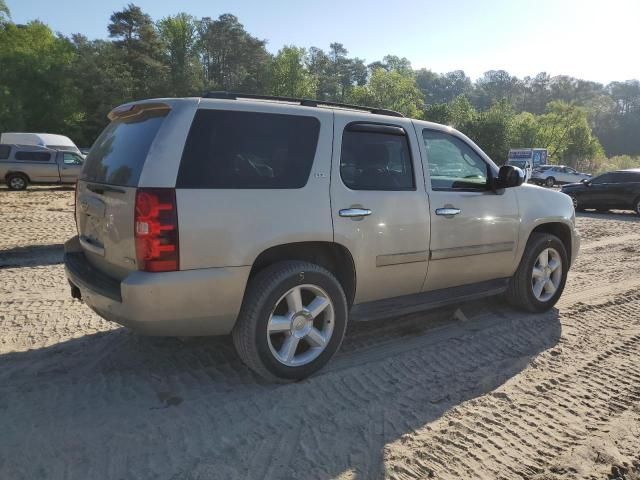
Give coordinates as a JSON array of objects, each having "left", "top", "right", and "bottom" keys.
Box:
[
  {"left": 531, "top": 165, "right": 591, "bottom": 187},
  {"left": 0, "top": 144, "right": 84, "bottom": 190}
]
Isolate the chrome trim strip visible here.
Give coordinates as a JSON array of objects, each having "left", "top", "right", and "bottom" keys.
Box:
[
  {"left": 376, "top": 250, "right": 429, "bottom": 267},
  {"left": 431, "top": 241, "right": 515, "bottom": 260}
]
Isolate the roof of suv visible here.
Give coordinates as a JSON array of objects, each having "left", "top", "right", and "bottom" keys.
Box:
[{"left": 111, "top": 94, "right": 455, "bottom": 135}]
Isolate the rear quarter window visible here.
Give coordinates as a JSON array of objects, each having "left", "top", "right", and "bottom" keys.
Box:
[
  {"left": 177, "top": 110, "right": 320, "bottom": 189},
  {"left": 82, "top": 108, "right": 168, "bottom": 186}
]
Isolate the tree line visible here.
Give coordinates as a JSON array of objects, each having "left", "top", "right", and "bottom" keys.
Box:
[{"left": 1, "top": 2, "right": 639, "bottom": 172}]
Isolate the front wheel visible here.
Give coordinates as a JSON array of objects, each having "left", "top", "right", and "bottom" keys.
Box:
[
  {"left": 545, "top": 177, "right": 555, "bottom": 187},
  {"left": 634, "top": 197, "right": 640, "bottom": 216},
  {"left": 232, "top": 261, "right": 348, "bottom": 381},
  {"left": 506, "top": 233, "right": 568, "bottom": 312}
]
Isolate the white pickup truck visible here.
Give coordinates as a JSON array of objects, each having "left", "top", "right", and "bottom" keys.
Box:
[{"left": 0, "top": 144, "right": 84, "bottom": 190}]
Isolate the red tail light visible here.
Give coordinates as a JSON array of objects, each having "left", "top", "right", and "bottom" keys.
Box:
[{"left": 134, "top": 188, "right": 179, "bottom": 272}]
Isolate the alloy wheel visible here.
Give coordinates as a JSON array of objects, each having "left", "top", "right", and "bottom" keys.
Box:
[
  {"left": 531, "top": 248, "right": 562, "bottom": 302},
  {"left": 267, "top": 284, "right": 335, "bottom": 367},
  {"left": 9, "top": 176, "right": 26, "bottom": 190}
]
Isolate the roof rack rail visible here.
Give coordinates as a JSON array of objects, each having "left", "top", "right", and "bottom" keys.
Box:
[{"left": 202, "top": 91, "right": 405, "bottom": 118}]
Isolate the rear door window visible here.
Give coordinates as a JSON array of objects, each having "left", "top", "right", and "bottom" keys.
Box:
[
  {"left": 0, "top": 145, "right": 10, "bottom": 159},
  {"left": 14, "top": 151, "right": 52, "bottom": 162},
  {"left": 82, "top": 107, "right": 168, "bottom": 186},
  {"left": 340, "top": 125, "right": 415, "bottom": 191},
  {"left": 177, "top": 110, "right": 320, "bottom": 189}
]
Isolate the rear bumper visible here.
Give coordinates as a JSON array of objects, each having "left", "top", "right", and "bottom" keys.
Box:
[{"left": 64, "top": 236, "right": 250, "bottom": 336}]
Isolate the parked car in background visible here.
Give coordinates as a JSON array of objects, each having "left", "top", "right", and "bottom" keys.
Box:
[
  {"left": 531, "top": 165, "right": 591, "bottom": 187},
  {"left": 0, "top": 132, "right": 82, "bottom": 155},
  {"left": 64, "top": 93, "right": 580, "bottom": 381},
  {"left": 0, "top": 144, "right": 84, "bottom": 190},
  {"left": 561, "top": 169, "right": 640, "bottom": 215}
]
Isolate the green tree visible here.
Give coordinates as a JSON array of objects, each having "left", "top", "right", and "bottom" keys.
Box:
[
  {"left": 269, "top": 46, "right": 315, "bottom": 98},
  {"left": 0, "top": 21, "right": 82, "bottom": 139},
  {"left": 196, "top": 14, "right": 271, "bottom": 92},
  {"left": 157, "top": 13, "right": 202, "bottom": 96},
  {"left": 536, "top": 101, "right": 603, "bottom": 166},
  {"left": 0, "top": 0, "right": 10, "bottom": 22},
  {"left": 68, "top": 35, "right": 134, "bottom": 145},
  {"left": 349, "top": 68, "right": 424, "bottom": 117},
  {"left": 108, "top": 3, "right": 167, "bottom": 98},
  {"left": 460, "top": 100, "right": 515, "bottom": 163}
]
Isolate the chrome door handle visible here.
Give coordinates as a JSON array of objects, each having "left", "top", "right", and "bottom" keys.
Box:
[
  {"left": 339, "top": 208, "right": 372, "bottom": 218},
  {"left": 435, "top": 207, "right": 461, "bottom": 216}
]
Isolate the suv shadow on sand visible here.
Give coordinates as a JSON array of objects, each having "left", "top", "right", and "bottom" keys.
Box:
[{"left": 0, "top": 298, "right": 560, "bottom": 479}]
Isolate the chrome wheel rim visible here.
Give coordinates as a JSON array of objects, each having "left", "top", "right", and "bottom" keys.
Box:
[
  {"left": 531, "top": 248, "right": 562, "bottom": 302},
  {"left": 267, "top": 284, "right": 334, "bottom": 367},
  {"left": 9, "top": 177, "right": 25, "bottom": 189}
]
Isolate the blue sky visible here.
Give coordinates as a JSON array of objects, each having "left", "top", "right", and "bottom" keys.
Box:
[{"left": 7, "top": 0, "right": 639, "bottom": 84}]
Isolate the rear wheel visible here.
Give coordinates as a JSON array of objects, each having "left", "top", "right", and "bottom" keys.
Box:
[
  {"left": 506, "top": 233, "right": 568, "bottom": 312},
  {"left": 545, "top": 177, "right": 555, "bottom": 187},
  {"left": 7, "top": 174, "right": 28, "bottom": 191},
  {"left": 232, "top": 261, "right": 348, "bottom": 381},
  {"left": 635, "top": 197, "right": 640, "bottom": 216}
]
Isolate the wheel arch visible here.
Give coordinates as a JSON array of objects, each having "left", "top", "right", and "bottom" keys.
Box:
[
  {"left": 529, "top": 222, "right": 573, "bottom": 265},
  {"left": 5, "top": 171, "right": 31, "bottom": 182},
  {"left": 249, "top": 241, "right": 357, "bottom": 307}
]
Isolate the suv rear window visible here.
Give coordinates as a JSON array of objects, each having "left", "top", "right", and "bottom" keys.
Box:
[
  {"left": 177, "top": 110, "right": 320, "bottom": 189},
  {"left": 82, "top": 108, "right": 168, "bottom": 186}
]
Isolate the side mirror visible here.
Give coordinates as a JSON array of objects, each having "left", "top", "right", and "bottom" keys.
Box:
[{"left": 496, "top": 165, "right": 524, "bottom": 189}]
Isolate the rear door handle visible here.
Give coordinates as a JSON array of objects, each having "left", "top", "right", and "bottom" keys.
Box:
[
  {"left": 339, "top": 208, "right": 372, "bottom": 218},
  {"left": 435, "top": 207, "right": 461, "bottom": 216}
]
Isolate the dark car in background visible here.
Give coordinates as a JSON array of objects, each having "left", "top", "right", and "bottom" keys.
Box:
[{"left": 561, "top": 169, "right": 640, "bottom": 215}]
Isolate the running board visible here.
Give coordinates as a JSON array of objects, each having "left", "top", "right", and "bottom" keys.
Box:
[{"left": 350, "top": 278, "right": 510, "bottom": 322}]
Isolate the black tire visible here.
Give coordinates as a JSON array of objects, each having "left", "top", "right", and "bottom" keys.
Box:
[
  {"left": 544, "top": 177, "right": 555, "bottom": 187},
  {"left": 506, "top": 233, "right": 568, "bottom": 312},
  {"left": 6, "top": 173, "right": 28, "bottom": 191},
  {"left": 232, "top": 261, "right": 348, "bottom": 382},
  {"left": 634, "top": 196, "right": 640, "bottom": 216}
]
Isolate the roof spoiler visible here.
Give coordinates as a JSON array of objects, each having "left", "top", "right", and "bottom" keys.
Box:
[{"left": 108, "top": 102, "right": 171, "bottom": 121}]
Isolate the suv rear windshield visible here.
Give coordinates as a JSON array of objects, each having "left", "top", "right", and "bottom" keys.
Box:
[
  {"left": 82, "top": 107, "right": 168, "bottom": 186},
  {"left": 177, "top": 109, "right": 320, "bottom": 189}
]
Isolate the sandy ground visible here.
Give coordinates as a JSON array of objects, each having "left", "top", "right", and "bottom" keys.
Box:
[{"left": 1, "top": 186, "right": 639, "bottom": 480}]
